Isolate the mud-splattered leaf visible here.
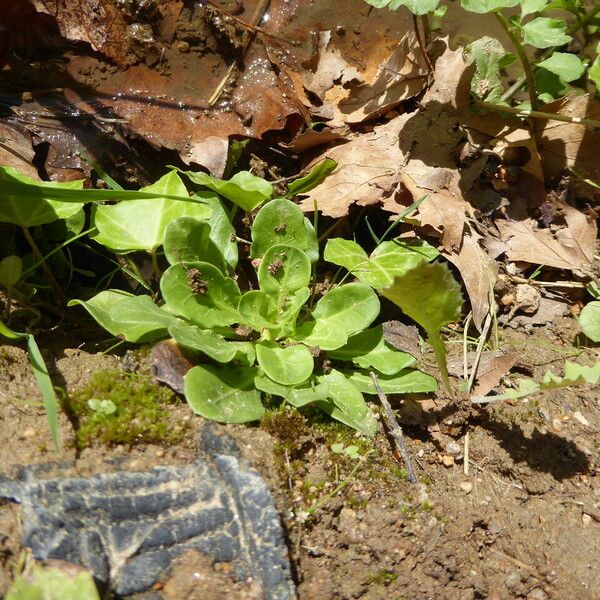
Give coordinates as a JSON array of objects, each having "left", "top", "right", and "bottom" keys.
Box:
[
  {"left": 185, "top": 365, "right": 263, "bottom": 423},
  {"left": 466, "top": 36, "right": 516, "bottom": 102},
  {"left": 160, "top": 262, "right": 241, "bottom": 328},
  {"left": 365, "top": 0, "right": 441, "bottom": 16},
  {"left": 251, "top": 199, "right": 318, "bottom": 262}
]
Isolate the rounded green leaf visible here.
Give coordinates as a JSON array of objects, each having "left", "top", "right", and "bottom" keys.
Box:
[
  {"left": 181, "top": 169, "right": 272, "bottom": 212},
  {"left": 169, "top": 323, "right": 255, "bottom": 364},
  {"left": 521, "top": 17, "right": 571, "bottom": 49},
  {"left": 164, "top": 217, "right": 226, "bottom": 271},
  {"left": 238, "top": 290, "right": 278, "bottom": 330},
  {"left": 256, "top": 341, "right": 314, "bottom": 385},
  {"left": 0, "top": 166, "right": 83, "bottom": 227},
  {"left": 258, "top": 244, "right": 311, "bottom": 295},
  {"left": 204, "top": 194, "right": 238, "bottom": 268},
  {"left": 579, "top": 301, "right": 600, "bottom": 342},
  {"left": 91, "top": 171, "right": 211, "bottom": 252},
  {"left": 0, "top": 255, "right": 22, "bottom": 289},
  {"left": 365, "top": 0, "right": 441, "bottom": 16},
  {"left": 295, "top": 283, "right": 380, "bottom": 350},
  {"left": 160, "top": 261, "right": 241, "bottom": 327},
  {"left": 68, "top": 291, "right": 178, "bottom": 343},
  {"left": 329, "top": 325, "right": 416, "bottom": 375},
  {"left": 251, "top": 198, "right": 319, "bottom": 262},
  {"left": 347, "top": 369, "right": 438, "bottom": 394},
  {"left": 317, "top": 370, "right": 377, "bottom": 436},
  {"left": 184, "top": 365, "right": 264, "bottom": 422},
  {"left": 460, "top": 0, "right": 519, "bottom": 13},
  {"left": 536, "top": 53, "right": 585, "bottom": 82}
]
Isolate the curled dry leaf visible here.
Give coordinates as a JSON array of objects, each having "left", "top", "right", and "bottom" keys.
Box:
[{"left": 0, "top": 123, "right": 38, "bottom": 179}]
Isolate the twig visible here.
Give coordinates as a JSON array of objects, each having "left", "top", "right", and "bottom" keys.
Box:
[
  {"left": 369, "top": 371, "right": 417, "bottom": 484},
  {"left": 463, "top": 431, "right": 469, "bottom": 476},
  {"left": 463, "top": 311, "right": 473, "bottom": 382},
  {"left": 477, "top": 100, "right": 600, "bottom": 128},
  {"left": 508, "top": 275, "right": 587, "bottom": 289},
  {"left": 208, "top": 0, "right": 271, "bottom": 107},
  {"left": 467, "top": 311, "right": 493, "bottom": 394},
  {"left": 412, "top": 14, "right": 433, "bottom": 73}
]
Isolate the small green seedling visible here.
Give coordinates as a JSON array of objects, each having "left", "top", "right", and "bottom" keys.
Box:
[{"left": 331, "top": 442, "right": 361, "bottom": 459}]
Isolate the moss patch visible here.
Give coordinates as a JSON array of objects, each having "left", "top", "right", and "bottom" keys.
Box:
[{"left": 63, "top": 369, "right": 185, "bottom": 448}]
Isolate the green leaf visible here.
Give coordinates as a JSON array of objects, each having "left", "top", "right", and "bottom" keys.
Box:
[
  {"left": 536, "top": 52, "right": 585, "bottom": 81},
  {"left": 579, "top": 301, "right": 600, "bottom": 342},
  {"left": 534, "top": 67, "right": 567, "bottom": 101},
  {"left": 587, "top": 281, "right": 600, "bottom": 300},
  {"left": 461, "top": 0, "right": 519, "bottom": 12},
  {"left": 160, "top": 261, "right": 241, "bottom": 328},
  {"left": 238, "top": 290, "right": 278, "bottom": 330},
  {"left": 180, "top": 169, "right": 273, "bottom": 212},
  {"left": 521, "top": 0, "right": 549, "bottom": 15},
  {"left": 588, "top": 42, "right": 600, "bottom": 91},
  {"left": 324, "top": 238, "right": 439, "bottom": 288},
  {"left": 0, "top": 255, "right": 22, "bottom": 289},
  {"left": 346, "top": 368, "right": 438, "bottom": 394},
  {"left": 287, "top": 159, "right": 338, "bottom": 196},
  {"left": 88, "top": 398, "right": 117, "bottom": 415},
  {"left": 91, "top": 171, "right": 211, "bottom": 252},
  {"left": 317, "top": 370, "right": 377, "bottom": 436},
  {"left": 521, "top": 17, "right": 571, "bottom": 48},
  {"left": 294, "top": 283, "right": 380, "bottom": 350},
  {"left": 381, "top": 262, "right": 462, "bottom": 393},
  {"left": 169, "top": 323, "right": 255, "bottom": 364},
  {"left": 5, "top": 562, "right": 101, "bottom": 600},
  {"left": 251, "top": 198, "right": 319, "bottom": 263},
  {"left": 255, "top": 375, "right": 331, "bottom": 407},
  {"left": 0, "top": 166, "right": 83, "bottom": 227},
  {"left": 0, "top": 320, "right": 60, "bottom": 449},
  {"left": 204, "top": 194, "right": 238, "bottom": 269},
  {"left": 256, "top": 341, "right": 314, "bottom": 385},
  {"left": 185, "top": 364, "right": 264, "bottom": 422},
  {"left": 68, "top": 291, "right": 178, "bottom": 342},
  {"left": 163, "top": 217, "right": 226, "bottom": 272},
  {"left": 328, "top": 325, "right": 415, "bottom": 375},
  {"left": 364, "top": 0, "right": 441, "bottom": 16},
  {"left": 466, "top": 37, "right": 516, "bottom": 102}
]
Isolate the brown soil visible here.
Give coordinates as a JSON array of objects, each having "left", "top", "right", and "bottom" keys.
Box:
[{"left": 0, "top": 318, "right": 598, "bottom": 600}]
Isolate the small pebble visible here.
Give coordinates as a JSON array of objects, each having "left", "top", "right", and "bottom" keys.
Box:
[
  {"left": 460, "top": 481, "right": 473, "bottom": 494},
  {"left": 446, "top": 441, "right": 462, "bottom": 455},
  {"left": 441, "top": 455, "right": 455, "bottom": 467},
  {"left": 177, "top": 40, "right": 190, "bottom": 53},
  {"left": 573, "top": 411, "right": 589, "bottom": 426},
  {"left": 23, "top": 427, "right": 36, "bottom": 439},
  {"left": 582, "top": 513, "right": 592, "bottom": 526}
]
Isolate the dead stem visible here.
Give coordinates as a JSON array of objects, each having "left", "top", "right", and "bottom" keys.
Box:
[{"left": 369, "top": 371, "right": 417, "bottom": 484}]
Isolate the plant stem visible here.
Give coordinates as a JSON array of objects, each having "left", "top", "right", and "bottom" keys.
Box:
[
  {"left": 21, "top": 226, "right": 65, "bottom": 305},
  {"left": 494, "top": 12, "right": 538, "bottom": 111},
  {"left": 477, "top": 100, "right": 600, "bottom": 127},
  {"left": 500, "top": 5, "right": 600, "bottom": 103},
  {"left": 412, "top": 14, "right": 433, "bottom": 72}
]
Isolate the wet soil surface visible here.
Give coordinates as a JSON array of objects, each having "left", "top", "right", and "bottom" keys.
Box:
[{"left": 0, "top": 319, "right": 598, "bottom": 600}]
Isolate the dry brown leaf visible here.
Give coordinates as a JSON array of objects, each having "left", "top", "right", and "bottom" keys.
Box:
[
  {"left": 448, "top": 350, "right": 517, "bottom": 397},
  {"left": 446, "top": 227, "right": 496, "bottom": 330},
  {"left": 382, "top": 320, "right": 422, "bottom": 358},
  {"left": 0, "top": 123, "right": 38, "bottom": 179},
  {"left": 503, "top": 297, "right": 568, "bottom": 328},
  {"left": 298, "top": 114, "right": 408, "bottom": 217},
  {"left": 183, "top": 137, "right": 229, "bottom": 178},
  {"left": 496, "top": 210, "right": 596, "bottom": 274}
]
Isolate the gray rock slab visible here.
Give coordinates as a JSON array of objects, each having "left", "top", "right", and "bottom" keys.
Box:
[{"left": 0, "top": 425, "right": 295, "bottom": 599}]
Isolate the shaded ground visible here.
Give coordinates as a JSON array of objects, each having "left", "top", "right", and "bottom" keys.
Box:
[{"left": 0, "top": 318, "right": 598, "bottom": 600}]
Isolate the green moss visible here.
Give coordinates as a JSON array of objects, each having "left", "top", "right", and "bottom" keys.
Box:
[
  {"left": 63, "top": 369, "right": 185, "bottom": 448},
  {"left": 366, "top": 569, "right": 398, "bottom": 586},
  {"left": 261, "top": 406, "right": 309, "bottom": 449}
]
